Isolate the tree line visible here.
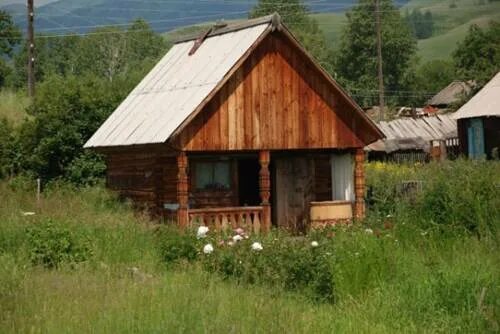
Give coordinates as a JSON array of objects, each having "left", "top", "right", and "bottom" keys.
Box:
[{"left": 0, "top": 0, "right": 498, "bottom": 184}]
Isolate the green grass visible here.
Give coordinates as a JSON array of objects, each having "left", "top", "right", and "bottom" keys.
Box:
[
  {"left": 1, "top": 161, "right": 499, "bottom": 333},
  {"left": 403, "top": 0, "right": 500, "bottom": 60},
  {"left": 0, "top": 90, "right": 30, "bottom": 126},
  {"left": 311, "top": 12, "right": 347, "bottom": 50}
]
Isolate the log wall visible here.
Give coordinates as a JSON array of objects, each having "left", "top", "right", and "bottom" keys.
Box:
[{"left": 105, "top": 149, "right": 177, "bottom": 216}]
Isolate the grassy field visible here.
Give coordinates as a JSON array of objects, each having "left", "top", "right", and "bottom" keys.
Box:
[
  {"left": 0, "top": 90, "right": 30, "bottom": 125},
  {"left": 404, "top": 0, "right": 500, "bottom": 60},
  {"left": 1, "top": 161, "right": 499, "bottom": 333}
]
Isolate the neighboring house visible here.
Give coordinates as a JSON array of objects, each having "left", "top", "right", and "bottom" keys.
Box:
[
  {"left": 84, "top": 14, "right": 383, "bottom": 232},
  {"left": 453, "top": 72, "right": 500, "bottom": 160},
  {"left": 426, "top": 80, "right": 474, "bottom": 111},
  {"left": 366, "top": 114, "right": 458, "bottom": 163}
]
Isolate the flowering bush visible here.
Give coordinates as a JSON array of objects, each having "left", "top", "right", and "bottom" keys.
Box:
[{"left": 157, "top": 226, "right": 336, "bottom": 302}]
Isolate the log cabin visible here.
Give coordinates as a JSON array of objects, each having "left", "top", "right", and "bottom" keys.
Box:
[{"left": 84, "top": 13, "right": 384, "bottom": 233}]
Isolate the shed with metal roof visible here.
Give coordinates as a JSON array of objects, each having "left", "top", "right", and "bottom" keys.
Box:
[
  {"left": 85, "top": 13, "right": 384, "bottom": 231},
  {"left": 453, "top": 72, "right": 500, "bottom": 159}
]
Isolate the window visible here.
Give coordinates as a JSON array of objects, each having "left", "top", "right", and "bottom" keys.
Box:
[{"left": 195, "top": 161, "right": 231, "bottom": 190}]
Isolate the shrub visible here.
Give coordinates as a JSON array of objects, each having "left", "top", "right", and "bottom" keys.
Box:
[
  {"left": 26, "top": 219, "right": 92, "bottom": 268},
  {"left": 366, "top": 160, "right": 500, "bottom": 237},
  {"left": 156, "top": 227, "right": 200, "bottom": 265},
  {"left": 157, "top": 227, "right": 336, "bottom": 302}
]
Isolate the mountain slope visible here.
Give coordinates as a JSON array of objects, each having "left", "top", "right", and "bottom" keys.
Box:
[{"left": 2, "top": 0, "right": 361, "bottom": 35}]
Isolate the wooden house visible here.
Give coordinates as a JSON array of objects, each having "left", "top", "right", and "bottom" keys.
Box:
[
  {"left": 453, "top": 72, "right": 500, "bottom": 159},
  {"left": 84, "top": 14, "right": 383, "bottom": 232}
]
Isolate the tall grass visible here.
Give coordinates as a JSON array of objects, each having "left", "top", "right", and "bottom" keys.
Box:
[
  {"left": 1, "top": 161, "right": 499, "bottom": 333},
  {"left": 0, "top": 90, "right": 30, "bottom": 126}
]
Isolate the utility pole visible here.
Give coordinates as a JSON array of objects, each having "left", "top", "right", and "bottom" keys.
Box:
[
  {"left": 375, "top": 0, "right": 385, "bottom": 122},
  {"left": 27, "top": 0, "right": 35, "bottom": 97}
]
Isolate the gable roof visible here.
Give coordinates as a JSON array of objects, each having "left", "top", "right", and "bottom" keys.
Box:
[
  {"left": 426, "top": 80, "right": 474, "bottom": 107},
  {"left": 453, "top": 71, "right": 500, "bottom": 119},
  {"left": 85, "top": 13, "right": 382, "bottom": 149},
  {"left": 367, "top": 114, "right": 457, "bottom": 153}
]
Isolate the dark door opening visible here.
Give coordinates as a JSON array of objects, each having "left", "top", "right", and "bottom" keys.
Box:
[{"left": 238, "top": 158, "right": 260, "bottom": 206}]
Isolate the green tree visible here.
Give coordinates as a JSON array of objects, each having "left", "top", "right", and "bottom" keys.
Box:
[
  {"left": 0, "top": 117, "right": 16, "bottom": 178},
  {"left": 12, "top": 19, "right": 168, "bottom": 87},
  {"left": 453, "top": 21, "right": 500, "bottom": 86},
  {"left": 0, "top": 10, "right": 21, "bottom": 87},
  {"left": 12, "top": 35, "right": 81, "bottom": 88},
  {"left": 335, "top": 0, "right": 417, "bottom": 107},
  {"left": 404, "top": 9, "right": 434, "bottom": 39},
  {"left": 249, "top": 0, "right": 335, "bottom": 74},
  {"left": 76, "top": 19, "right": 168, "bottom": 82},
  {"left": 16, "top": 73, "right": 139, "bottom": 182},
  {"left": 413, "top": 60, "right": 456, "bottom": 105}
]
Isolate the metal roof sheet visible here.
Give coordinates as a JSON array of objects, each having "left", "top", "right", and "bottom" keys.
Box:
[
  {"left": 366, "top": 114, "right": 457, "bottom": 153},
  {"left": 453, "top": 71, "right": 500, "bottom": 119},
  {"left": 84, "top": 21, "right": 270, "bottom": 148},
  {"left": 427, "top": 80, "right": 474, "bottom": 107}
]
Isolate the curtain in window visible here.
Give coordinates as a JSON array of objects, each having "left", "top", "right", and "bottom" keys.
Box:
[{"left": 330, "top": 153, "right": 354, "bottom": 201}]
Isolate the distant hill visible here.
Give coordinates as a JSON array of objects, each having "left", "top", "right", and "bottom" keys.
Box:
[
  {"left": 313, "top": 0, "right": 500, "bottom": 61},
  {"left": 404, "top": 0, "right": 500, "bottom": 61},
  {"left": 3, "top": 0, "right": 495, "bottom": 62},
  {"left": 1, "top": 0, "right": 366, "bottom": 35}
]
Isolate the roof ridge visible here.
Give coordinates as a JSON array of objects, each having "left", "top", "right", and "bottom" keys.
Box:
[{"left": 173, "top": 13, "right": 280, "bottom": 44}]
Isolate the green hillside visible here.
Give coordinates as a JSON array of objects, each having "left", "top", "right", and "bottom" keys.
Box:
[
  {"left": 404, "top": 0, "right": 500, "bottom": 61},
  {"left": 165, "top": 0, "right": 499, "bottom": 62}
]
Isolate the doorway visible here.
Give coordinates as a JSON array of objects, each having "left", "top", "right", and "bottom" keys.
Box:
[
  {"left": 238, "top": 158, "right": 261, "bottom": 206},
  {"left": 273, "top": 155, "right": 314, "bottom": 232}
]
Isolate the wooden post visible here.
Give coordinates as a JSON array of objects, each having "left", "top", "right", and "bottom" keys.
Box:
[
  {"left": 177, "top": 152, "right": 189, "bottom": 228},
  {"left": 354, "top": 149, "right": 366, "bottom": 219},
  {"left": 27, "top": 0, "right": 35, "bottom": 97},
  {"left": 259, "top": 150, "right": 271, "bottom": 232},
  {"left": 375, "top": 0, "right": 385, "bottom": 121},
  {"left": 36, "top": 177, "right": 41, "bottom": 212}
]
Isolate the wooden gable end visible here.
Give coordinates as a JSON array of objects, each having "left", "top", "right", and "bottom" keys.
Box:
[{"left": 174, "top": 31, "right": 379, "bottom": 151}]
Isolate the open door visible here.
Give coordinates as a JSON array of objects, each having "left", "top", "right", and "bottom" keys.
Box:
[
  {"left": 274, "top": 156, "right": 314, "bottom": 232},
  {"left": 238, "top": 158, "right": 261, "bottom": 206}
]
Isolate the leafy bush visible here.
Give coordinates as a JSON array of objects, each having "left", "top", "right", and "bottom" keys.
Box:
[
  {"left": 366, "top": 160, "right": 500, "bottom": 237},
  {"left": 157, "top": 227, "right": 336, "bottom": 302},
  {"left": 26, "top": 219, "right": 92, "bottom": 268},
  {"left": 156, "top": 227, "right": 200, "bottom": 265},
  {"left": 65, "top": 152, "right": 106, "bottom": 186}
]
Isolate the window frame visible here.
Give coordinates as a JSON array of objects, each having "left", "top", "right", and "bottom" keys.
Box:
[{"left": 191, "top": 159, "right": 234, "bottom": 192}]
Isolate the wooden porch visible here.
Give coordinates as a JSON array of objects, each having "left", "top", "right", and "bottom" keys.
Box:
[{"left": 175, "top": 149, "right": 366, "bottom": 233}]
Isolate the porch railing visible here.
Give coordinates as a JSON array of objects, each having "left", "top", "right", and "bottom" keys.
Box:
[{"left": 188, "top": 206, "right": 263, "bottom": 234}]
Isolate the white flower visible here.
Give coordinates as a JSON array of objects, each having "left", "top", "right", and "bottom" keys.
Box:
[
  {"left": 228, "top": 241, "right": 234, "bottom": 247},
  {"left": 251, "top": 242, "right": 263, "bottom": 251},
  {"left": 203, "top": 244, "right": 214, "bottom": 254},
  {"left": 311, "top": 241, "right": 319, "bottom": 248},
  {"left": 364, "top": 228, "right": 374, "bottom": 234},
  {"left": 232, "top": 235, "right": 243, "bottom": 242},
  {"left": 197, "top": 226, "right": 209, "bottom": 239},
  {"left": 22, "top": 211, "right": 35, "bottom": 216}
]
